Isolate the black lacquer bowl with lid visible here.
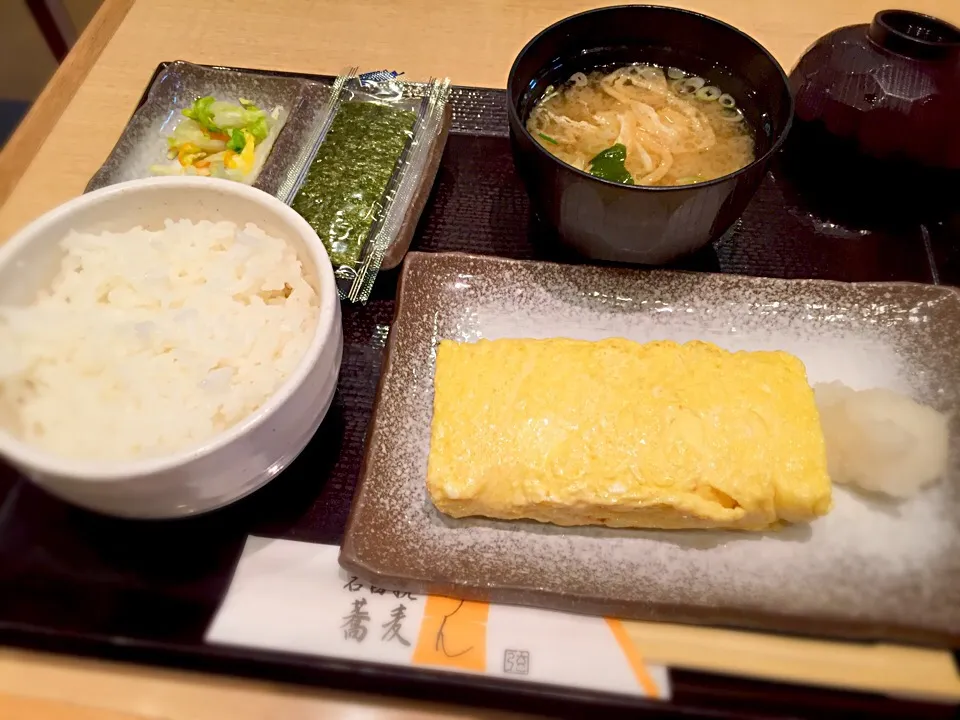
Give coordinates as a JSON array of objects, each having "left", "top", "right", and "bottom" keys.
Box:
[{"left": 785, "top": 10, "right": 960, "bottom": 223}]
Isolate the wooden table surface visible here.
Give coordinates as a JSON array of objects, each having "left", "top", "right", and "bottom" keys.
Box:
[{"left": 1, "top": 0, "right": 960, "bottom": 718}]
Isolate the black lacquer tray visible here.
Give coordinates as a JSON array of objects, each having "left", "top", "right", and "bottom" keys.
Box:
[{"left": 0, "top": 63, "right": 957, "bottom": 720}]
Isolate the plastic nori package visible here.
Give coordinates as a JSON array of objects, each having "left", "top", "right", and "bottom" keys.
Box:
[
  {"left": 280, "top": 70, "right": 452, "bottom": 302},
  {"left": 275, "top": 68, "right": 355, "bottom": 205}
]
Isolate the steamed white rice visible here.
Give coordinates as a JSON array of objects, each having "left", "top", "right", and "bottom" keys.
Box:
[{"left": 0, "top": 219, "right": 320, "bottom": 462}]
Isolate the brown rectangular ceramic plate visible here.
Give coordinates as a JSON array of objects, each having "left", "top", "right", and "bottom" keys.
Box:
[{"left": 341, "top": 252, "right": 960, "bottom": 647}]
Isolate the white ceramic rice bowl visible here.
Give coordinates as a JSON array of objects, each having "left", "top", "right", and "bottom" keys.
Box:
[{"left": 0, "top": 177, "right": 342, "bottom": 519}]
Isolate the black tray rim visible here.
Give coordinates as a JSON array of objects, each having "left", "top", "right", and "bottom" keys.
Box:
[{"left": 1, "top": 61, "right": 957, "bottom": 720}]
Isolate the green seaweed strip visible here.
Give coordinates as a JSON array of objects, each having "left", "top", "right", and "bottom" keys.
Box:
[
  {"left": 347, "top": 77, "right": 450, "bottom": 304},
  {"left": 292, "top": 102, "right": 416, "bottom": 268}
]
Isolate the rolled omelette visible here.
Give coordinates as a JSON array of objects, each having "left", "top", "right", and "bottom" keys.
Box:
[{"left": 426, "top": 338, "right": 832, "bottom": 531}]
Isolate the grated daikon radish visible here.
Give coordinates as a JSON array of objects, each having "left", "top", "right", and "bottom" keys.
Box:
[{"left": 814, "top": 381, "right": 950, "bottom": 499}]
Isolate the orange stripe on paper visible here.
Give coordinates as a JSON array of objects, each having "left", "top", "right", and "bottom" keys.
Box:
[
  {"left": 605, "top": 618, "right": 661, "bottom": 698},
  {"left": 412, "top": 596, "right": 489, "bottom": 672}
]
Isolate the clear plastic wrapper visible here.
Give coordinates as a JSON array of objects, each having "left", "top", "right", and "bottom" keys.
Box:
[
  {"left": 276, "top": 68, "right": 355, "bottom": 205},
  {"left": 282, "top": 70, "right": 452, "bottom": 302}
]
